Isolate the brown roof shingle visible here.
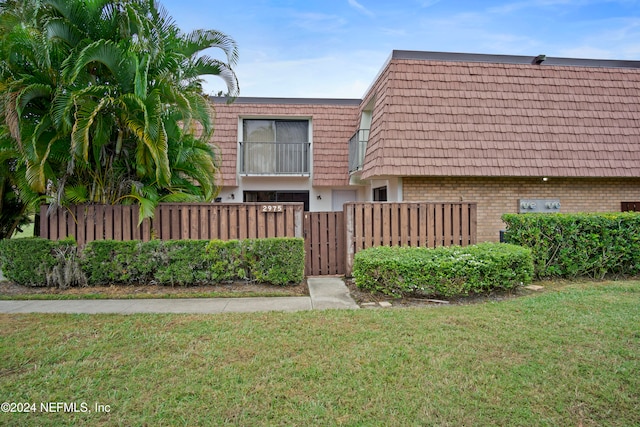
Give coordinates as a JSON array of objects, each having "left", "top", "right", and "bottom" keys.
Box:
[{"left": 360, "top": 52, "right": 640, "bottom": 179}]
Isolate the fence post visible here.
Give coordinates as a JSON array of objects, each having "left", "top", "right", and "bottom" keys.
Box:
[{"left": 344, "top": 202, "right": 355, "bottom": 276}]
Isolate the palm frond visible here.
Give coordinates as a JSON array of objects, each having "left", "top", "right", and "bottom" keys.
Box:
[
  {"left": 45, "top": 17, "right": 83, "bottom": 47},
  {"left": 16, "top": 83, "right": 53, "bottom": 116},
  {"left": 71, "top": 96, "right": 112, "bottom": 161},
  {"left": 181, "top": 29, "right": 239, "bottom": 66},
  {"left": 64, "top": 183, "right": 89, "bottom": 204},
  {"left": 69, "top": 39, "right": 134, "bottom": 86}
]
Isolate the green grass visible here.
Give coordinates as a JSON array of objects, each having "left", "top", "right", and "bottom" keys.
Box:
[
  {"left": 1, "top": 280, "right": 638, "bottom": 426},
  {"left": 11, "top": 221, "right": 34, "bottom": 239}
]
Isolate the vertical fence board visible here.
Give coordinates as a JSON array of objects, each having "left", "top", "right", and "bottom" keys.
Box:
[
  {"left": 74, "top": 207, "right": 85, "bottom": 246},
  {"left": 228, "top": 207, "right": 238, "bottom": 239},
  {"left": 121, "top": 207, "right": 131, "bottom": 241},
  {"left": 85, "top": 206, "right": 95, "bottom": 243},
  {"left": 320, "top": 212, "right": 330, "bottom": 273},
  {"left": 452, "top": 204, "right": 461, "bottom": 246},
  {"left": 104, "top": 208, "right": 113, "bottom": 240},
  {"left": 400, "top": 204, "right": 409, "bottom": 245},
  {"left": 469, "top": 203, "right": 478, "bottom": 245},
  {"left": 363, "top": 204, "right": 373, "bottom": 249},
  {"left": 444, "top": 203, "right": 452, "bottom": 246},
  {"left": 372, "top": 204, "right": 382, "bottom": 247},
  {"left": 198, "top": 206, "right": 209, "bottom": 240},
  {"left": 461, "top": 203, "right": 469, "bottom": 246},
  {"left": 311, "top": 213, "right": 320, "bottom": 274},
  {"left": 266, "top": 212, "right": 276, "bottom": 237},
  {"left": 327, "top": 213, "right": 337, "bottom": 273},
  {"left": 304, "top": 213, "right": 312, "bottom": 275},
  {"left": 382, "top": 204, "right": 391, "bottom": 246}
]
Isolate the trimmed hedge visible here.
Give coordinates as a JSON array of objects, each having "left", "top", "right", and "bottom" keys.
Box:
[
  {"left": 352, "top": 243, "right": 533, "bottom": 298},
  {"left": 502, "top": 212, "right": 640, "bottom": 279},
  {"left": 0, "top": 237, "right": 305, "bottom": 287},
  {"left": 0, "top": 237, "right": 78, "bottom": 287},
  {"left": 244, "top": 238, "right": 305, "bottom": 285},
  {"left": 205, "top": 238, "right": 305, "bottom": 286}
]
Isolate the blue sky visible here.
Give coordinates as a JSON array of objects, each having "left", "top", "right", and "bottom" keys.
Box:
[{"left": 160, "top": 0, "right": 640, "bottom": 98}]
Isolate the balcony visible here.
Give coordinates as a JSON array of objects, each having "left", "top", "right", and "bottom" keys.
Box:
[
  {"left": 349, "top": 129, "right": 370, "bottom": 173},
  {"left": 240, "top": 141, "right": 310, "bottom": 175}
]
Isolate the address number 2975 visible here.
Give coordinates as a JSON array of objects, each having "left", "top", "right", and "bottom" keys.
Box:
[{"left": 262, "top": 205, "right": 283, "bottom": 212}]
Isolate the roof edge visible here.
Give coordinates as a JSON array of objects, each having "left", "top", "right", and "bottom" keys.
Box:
[
  {"left": 210, "top": 96, "right": 362, "bottom": 105},
  {"left": 391, "top": 50, "right": 640, "bottom": 69}
]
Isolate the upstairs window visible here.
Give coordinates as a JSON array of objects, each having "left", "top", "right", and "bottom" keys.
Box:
[{"left": 241, "top": 119, "right": 310, "bottom": 175}]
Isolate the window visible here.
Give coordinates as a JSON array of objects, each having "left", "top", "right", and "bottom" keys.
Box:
[
  {"left": 373, "top": 186, "right": 387, "bottom": 202},
  {"left": 244, "top": 191, "right": 310, "bottom": 211},
  {"left": 241, "top": 119, "right": 310, "bottom": 174}
]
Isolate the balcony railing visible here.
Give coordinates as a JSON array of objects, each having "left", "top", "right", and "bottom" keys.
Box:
[
  {"left": 349, "top": 129, "right": 370, "bottom": 173},
  {"left": 240, "top": 141, "right": 310, "bottom": 175}
]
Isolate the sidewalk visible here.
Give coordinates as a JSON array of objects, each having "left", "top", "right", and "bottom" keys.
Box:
[{"left": 0, "top": 277, "right": 359, "bottom": 314}]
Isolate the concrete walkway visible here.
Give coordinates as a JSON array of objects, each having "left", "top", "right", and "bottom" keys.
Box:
[{"left": 0, "top": 277, "right": 359, "bottom": 314}]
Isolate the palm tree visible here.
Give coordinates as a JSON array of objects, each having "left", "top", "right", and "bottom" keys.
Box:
[{"left": 0, "top": 0, "right": 238, "bottom": 228}]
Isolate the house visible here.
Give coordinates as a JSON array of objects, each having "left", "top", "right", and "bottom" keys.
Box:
[{"left": 210, "top": 50, "right": 640, "bottom": 242}]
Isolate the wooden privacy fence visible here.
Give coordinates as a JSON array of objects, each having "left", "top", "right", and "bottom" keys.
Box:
[
  {"left": 39, "top": 201, "right": 477, "bottom": 277},
  {"left": 39, "top": 203, "right": 304, "bottom": 246},
  {"left": 343, "top": 202, "right": 477, "bottom": 275}
]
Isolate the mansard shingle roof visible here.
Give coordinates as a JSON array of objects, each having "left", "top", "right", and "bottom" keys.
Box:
[{"left": 359, "top": 51, "right": 640, "bottom": 179}]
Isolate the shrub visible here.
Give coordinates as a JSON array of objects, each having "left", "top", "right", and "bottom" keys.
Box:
[
  {"left": 0, "top": 238, "right": 58, "bottom": 286},
  {"left": 502, "top": 212, "right": 640, "bottom": 279},
  {"left": 205, "top": 238, "right": 305, "bottom": 286},
  {"left": 352, "top": 243, "right": 533, "bottom": 298},
  {"left": 154, "top": 240, "right": 211, "bottom": 286},
  {"left": 206, "top": 239, "right": 246, "bottom": 283},
  {"left": 244, "top": 238, "right": 305, "bottom": 285},
  {"left": 80, "top": 240, "right": 159, "bottom": 285}
]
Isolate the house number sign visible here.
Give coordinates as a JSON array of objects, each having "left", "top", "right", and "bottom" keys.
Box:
[{"left": 262, "top": 205, "right": 283, "bottom": 212}]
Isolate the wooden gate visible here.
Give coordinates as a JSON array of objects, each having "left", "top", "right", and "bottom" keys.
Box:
[{"left": 304, "top": 211, "right": 345, "bottom": 276}]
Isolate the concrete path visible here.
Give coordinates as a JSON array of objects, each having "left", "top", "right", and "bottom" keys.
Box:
[{"left": 0, "top": 277, "right": 359, "bottom": 314}]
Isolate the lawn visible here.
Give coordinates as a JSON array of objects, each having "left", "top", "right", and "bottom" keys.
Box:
[{"left": 1, "top": 280, "right": 638, "bottom": 426}]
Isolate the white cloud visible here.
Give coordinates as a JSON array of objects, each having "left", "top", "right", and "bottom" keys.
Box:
[
  {"left": 418, "top": 0, "right": 441, "bottom": 7},
  {"left": 347, "top": 0, "right": 375, "bottom": 17},
  {"left": 218, "top": 51, "right": 387, "bottom": 98},
  {"left": 290, "top": 12, "right": 348, "bottom": 33}
]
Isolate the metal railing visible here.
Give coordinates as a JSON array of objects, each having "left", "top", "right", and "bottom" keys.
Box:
[
  {"left": 240, "top": 141, "right": 311, "bottom": 175},
  {"left": 348, "top": 129, "right": 369, "bottom": 173}
]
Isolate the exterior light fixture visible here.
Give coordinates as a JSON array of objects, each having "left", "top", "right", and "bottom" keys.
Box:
[
  {"left": 542, "top": 177, "right": 549, "bottom": 182},
  {"left": 532, "top": 54, "right": 546, "bottom": 65}
]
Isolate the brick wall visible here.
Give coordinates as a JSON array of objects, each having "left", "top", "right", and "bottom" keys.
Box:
[{"left": 403, "top": 177, "right": 640, "bottom": 242}]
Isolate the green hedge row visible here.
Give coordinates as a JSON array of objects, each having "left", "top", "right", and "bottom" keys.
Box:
[
  {"left": 0, "top": 237, "right": 305, "bottom": 287},
  {"left": 502, "top": 212, "right": 640, "bottom": 279},
  {"left": 352, "top": 243, "right": 533, "bottom": 298}
]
